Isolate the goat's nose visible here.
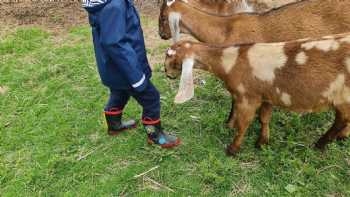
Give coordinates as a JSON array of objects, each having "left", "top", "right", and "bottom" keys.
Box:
[{"left": 159, "top": 32, "right": 165, "bottom": 37}]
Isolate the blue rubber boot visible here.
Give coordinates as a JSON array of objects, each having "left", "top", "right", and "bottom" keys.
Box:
[
  {"left": 143, "top": 118, "right": 181, "bottom": 148},
  {"left": 105, "top": 108, "right": 136, "bottom": 136}
]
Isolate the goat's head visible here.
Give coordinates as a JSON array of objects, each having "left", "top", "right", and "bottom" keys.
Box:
[
  {"left": 159, "top": 0, "right": 181, "bottom": 42},
  {"left": 165, "top": 41, "right": 195, "bottom": 103},
  {"left": 164, "top": 41, "right": 195, "bottom": 78}
]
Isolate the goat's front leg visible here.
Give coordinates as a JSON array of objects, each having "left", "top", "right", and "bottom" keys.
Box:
[
  {"left": 336, "top": 123, "right": 350, "bottom": 140},
  {"left": 227, "top": 99, "right": 235, "bottom": 129},
  {"left": 226, "top": 97, "right": 261, "bottom": 156},
  {"left": 256, "top": 102, "right": 273, "bottom": 148}
]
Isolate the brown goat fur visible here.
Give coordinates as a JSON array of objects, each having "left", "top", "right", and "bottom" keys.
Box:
[
  {"left": 159, "top": 0, "right": 350, "bottom": 44},
  {"left": 186, "top": 0, "right": 258, "bottom": 15},
  {"left": 187, "top": 0, "right": 302, "bottom": 15},
  {"left": 164, "top": 34, "right": 350, "bottom": 155}
]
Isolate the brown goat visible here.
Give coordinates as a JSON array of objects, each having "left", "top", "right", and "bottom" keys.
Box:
[
  {"left": 159, "top": 0, "right": 350, "bottom": 44},
  {"left": 187, "top": 0, "right": 256, "bottom": 15},
  {"left": 187, "top": 0, "right": 302, "bottom": 15},
  {"left": 164, "top": 34, "right": 350, "bottom": 156}
]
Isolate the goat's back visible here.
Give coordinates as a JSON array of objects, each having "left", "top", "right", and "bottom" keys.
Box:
[{"left": 235, "top": 35, "right": 350, "bottom": 111}]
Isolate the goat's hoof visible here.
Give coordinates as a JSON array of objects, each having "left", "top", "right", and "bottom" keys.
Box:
[
  {"left": 336, "top": 136, "right": 348, "bottom": 141},
  {"left": 336, "top": 134, "right": 349, "bottom": 141},
  {"left": 226, "top": 145, "right": 239, "bottom": 157},
  {"left": 255, "top": 139, "right": 269, "bottom": 149},
  {"left": 226, "top": 122, "right": 235, "bottom": 129},
  {"left": 314, "top": 141, "right": 327, "bottom": 151}
]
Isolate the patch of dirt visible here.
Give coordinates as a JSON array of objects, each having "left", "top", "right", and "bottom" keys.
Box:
[
  {"left": 0, "top": 2, "right": 87, "bottom": 28},
  {"left": 134, "top": 0, "right": 161, "bottom": 16},
  {"left": 0, "top": 1, "right": 160, "bottom": 29}
]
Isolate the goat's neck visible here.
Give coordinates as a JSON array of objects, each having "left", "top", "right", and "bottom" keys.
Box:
[
  {"left": 173, "top": 2, "right": 261, "bottom": 44},
  {"left": 186, "top": 0, "right": 235, "bottom": 15},
  {"left": 175, "top": 4, "right": 224, "bottom": 43},
  {"left": 188, "top": 0, "right": 252, "bottom": 13},
  {"left": 192, "top": 46, "right": 233, "bottom": 81},
  {"left": 172, "top": 2, "right": 234, "bottom": 43}
]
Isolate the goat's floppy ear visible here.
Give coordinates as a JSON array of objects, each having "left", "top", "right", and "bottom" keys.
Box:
[
  {"left": 174, "top": 58, "right": 194, "bottom": 103},
  {"left": 169, "top": 12, "right": 181, "bottom": 43}
]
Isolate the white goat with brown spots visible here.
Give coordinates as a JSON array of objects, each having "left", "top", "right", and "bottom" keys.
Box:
[{"left": 164, "top": 34, "right": 350, "bottom": 156}]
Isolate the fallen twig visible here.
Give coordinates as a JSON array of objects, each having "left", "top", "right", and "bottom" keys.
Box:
[
  {"left": 279, "top": 140, "right": 306, "bottom": 147},
  {"left": 144, "top": 177, "right": 175, "bottom": 193},
  {"left": 317, "top": 165, "right": 344, "bottom": 175},
  {"left": 77, "top": 144, "right": 106, "bottom": 161},
  {"left": 134, "top": 166, "right": 160, "bottom": 178}
]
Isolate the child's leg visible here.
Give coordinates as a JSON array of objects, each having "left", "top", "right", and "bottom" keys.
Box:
[
  {"left": 104, "top": 89, "right": 136, "bottom": 135},
  {"left": 131, "top": 82, "right": 180, "bottom": 148},
  {"left": 130, "top": 82, "right": 160, "bottom": 121},
  {"left": 105, "top": 89, "right": 130, "bottom": 111}
]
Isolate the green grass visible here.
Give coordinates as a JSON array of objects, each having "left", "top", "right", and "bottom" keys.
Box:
[{"left": 1, "top": 20, "right": 350, "bottom": 196}]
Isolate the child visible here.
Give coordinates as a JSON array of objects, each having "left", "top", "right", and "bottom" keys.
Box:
[{"left": 83, "top": 0, "right": 180, "bottom": 148}]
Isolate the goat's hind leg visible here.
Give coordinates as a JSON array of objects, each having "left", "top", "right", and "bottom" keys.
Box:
[
  {"left": 315, "top": 108, "right": 348, "bottom": 150},
  {"left": 256, "top": 102, "right": 273, "bottom": 148},
  {"left": 335, "top": 104, "right": 350, "bottom": 140},
  {"left": 226, "top": 99, "right": 235, "bottom": 129}
]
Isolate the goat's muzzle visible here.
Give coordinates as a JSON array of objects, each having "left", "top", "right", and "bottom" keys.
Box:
[
  {"left": 166, "top": 74, "right": 177, "bottom": 80},
  {"left": 159, "top": 31, "right": 172, "bottom": 40},
  {"left": 164, "top": 67, "right": 177, "bottom": 79}
]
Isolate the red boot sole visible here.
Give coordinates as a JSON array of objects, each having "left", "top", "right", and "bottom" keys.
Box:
[
  {"left": 107, "top": 124, "right": 137, "bottom": 136},
  {"left": 147, "top": 138, "right": 181, "bottom": 149}
]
